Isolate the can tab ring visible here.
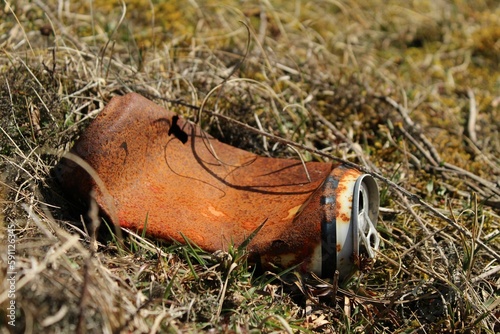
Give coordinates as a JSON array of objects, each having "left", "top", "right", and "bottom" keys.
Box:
[{"left": 352, "top": 175, "right": 380, "bottom": 260}]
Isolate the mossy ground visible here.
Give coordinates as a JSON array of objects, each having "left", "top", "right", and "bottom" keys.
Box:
[{"left": 0, "top": 0, "right": 498, "bottom": 333}]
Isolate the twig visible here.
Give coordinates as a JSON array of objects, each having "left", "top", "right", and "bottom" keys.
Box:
[
  {"left": 381, "top": 94, "right": 500, "bottom": 199},
  {"left": 463, "top": 136, "right": 500, "bottom": 174},
  {"left": 471, "top": 265, "right": 500, "bottom": 284},
  {"left": 379, "top": 95, "right": 442, "bottom": 163},
  {"left": 309, "top": 108, "right": 376, "bottom": 171},
  {"left": 397, "top": 125, "right": 438, "bottom": 167},
  {"left": 441, "top": 163, "right": 500, "bottom": 198},
  {"left": 398, "top": 224, "right": 450, "bottom": 260},
  {"left": 310, "top": 272, "right": 407, "bottom": 305},
  {"left": 76, "top": 255, "right": 91, "bottom": 334},
  {"left": 373, "top": 248, "right": 412, "bottom": 277},
  {"left": 398, "top": 193, "right": 449, "bottom": 266},
  {"left": 287, "top": 144, "right": 311, "bottom": 182},
  {"left": 466, "top": 88, "right": 479, "bottom": 147}
]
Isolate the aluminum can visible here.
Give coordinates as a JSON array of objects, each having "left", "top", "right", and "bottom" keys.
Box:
[{"left": 56, "top": 93, "right": 379, "bottom": 280}]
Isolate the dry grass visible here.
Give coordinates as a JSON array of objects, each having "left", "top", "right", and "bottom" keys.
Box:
[{"left": 0, "top": 0, "right": 499, "bottom": 332}]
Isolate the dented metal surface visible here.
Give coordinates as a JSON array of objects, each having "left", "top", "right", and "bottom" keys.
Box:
[{"left": 56, "top": 93, "right": 379, "bottom": 280}]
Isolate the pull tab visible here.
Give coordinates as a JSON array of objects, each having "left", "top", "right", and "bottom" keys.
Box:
[{"left": 352, "top": 175, "right": 380, "bottom": 261}]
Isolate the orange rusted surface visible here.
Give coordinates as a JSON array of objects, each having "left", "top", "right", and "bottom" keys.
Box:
[{"left": 57, "top": 93, "right": 364, "bottom": 275}]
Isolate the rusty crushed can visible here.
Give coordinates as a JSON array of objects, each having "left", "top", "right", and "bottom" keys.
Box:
[{"left": 56, "top": 93, "right": 380, "bottom": 281}]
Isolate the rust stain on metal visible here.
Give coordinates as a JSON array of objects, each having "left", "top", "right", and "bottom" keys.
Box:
[
  {"left": 56, "top": 93, "right": 367, "bottom": 276},
  {"left": 338, "top": 213, "right": 350, "bottom": 224}
]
